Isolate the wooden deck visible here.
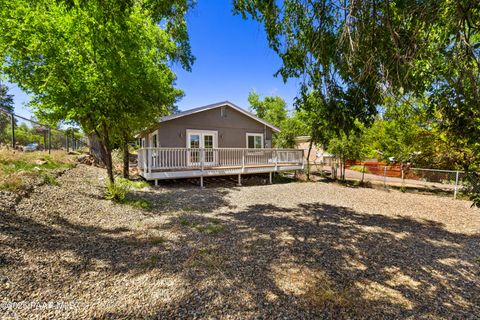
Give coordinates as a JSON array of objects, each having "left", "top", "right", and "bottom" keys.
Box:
[{"left": 137, "top": 147, "right": 304, "bottom": 185}]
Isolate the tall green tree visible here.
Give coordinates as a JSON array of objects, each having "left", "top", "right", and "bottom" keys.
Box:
[
  {"left": 235, "top": 0, "right": 480, "bottom": 203},
  {"left": 0, "top": 83, "right": 14, "bottom": 143},
  {"left": 248, "top": 91, "right": 288, "bottom": 128},
  {"left": 247, "top": 91, "right": 289, "bottom": 146},
  {"left": 0, "top": 0, "right": 194, "bottom": 183}
]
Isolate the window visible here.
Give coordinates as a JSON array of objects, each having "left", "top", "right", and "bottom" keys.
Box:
[
  {"left": 221, "top": 106, "right": 227, "bottom": 117},
  {"left": 141, "top": 138, "right": 145, "bottom": 148},
  {"left": 152, "top": 134, "right": 157, "bottom": 148},
  {"left": 246, "top": 133, "right": 263, "bottom": 149}
]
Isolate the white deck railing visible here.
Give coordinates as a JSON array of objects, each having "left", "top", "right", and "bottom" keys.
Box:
[{"left": 137, "top": 148, "right": 304, "bottom": 173}]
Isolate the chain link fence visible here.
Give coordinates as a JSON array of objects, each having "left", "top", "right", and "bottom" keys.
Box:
[
  {"left": 306, "top": 159, "right": 473, "bottom": 200},
  {"left": 340, "top": 161, "right": 469, "bottom": 199},
  {"left": 0, "top": 108, "right": 87, "bottom": 153}
]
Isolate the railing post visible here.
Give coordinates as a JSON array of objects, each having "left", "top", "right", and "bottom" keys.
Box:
[
  {"left": 10, "top": 113, "right": 15, "bottom": 149},
  {"left": 143, "top": 149, "right": 147, "bottom": 173},
  {"left": 274, "top": 150, "right": 278, "bottom": 171},
  {"left": 454, "top": 171, "right": 460, "bottom": 199},
  {"left": 148, "top": 149, "right": 151, "bottom": 174},
  {"left": 242, "top": 149, "right": 245, "bottom": 172}
]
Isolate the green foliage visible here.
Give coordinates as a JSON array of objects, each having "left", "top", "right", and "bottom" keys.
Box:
[
  {"left": 105, "top": 179, "right": 131, "bottom": 203},
  {"left": 234, "top": 0, "right": 480, "bottom": 205},
  {"left": 248, "top": 91, "right": 288, "bottom": 128},
  {"left": 247, "top": 91, "right": 308, "bottom": 148},
  {"left": 0, "top": 84, "right": 13, "bottom": 113},
  {"left": 0, "top": 0, "right": 194, "bottom": 183},
  {"left": 124, "top": 198, "right": 152, "bottom": 210},
  {"left": 41, "top": 173, "right": 59, "bottom": 186},
  {"left": 350, "top": 165, "right": 369, "bottom": 174}
]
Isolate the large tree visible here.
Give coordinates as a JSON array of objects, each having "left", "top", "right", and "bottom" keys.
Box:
[
  {"left": 0, "top": 0, "right": 194, "bottom": 183},
  {"left": 235, "top": 0, "right": 480, "bottom": 201},
  {"left": 0, "top": 83, "right": 14, "bottom": 143}
]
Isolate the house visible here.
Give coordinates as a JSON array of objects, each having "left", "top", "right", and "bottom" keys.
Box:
[
  {"left": 136, "top": 101, "right": 304, "bottom": 186},
  {"left": 295, "top": 136, "right": 334, "bottom": 165}
]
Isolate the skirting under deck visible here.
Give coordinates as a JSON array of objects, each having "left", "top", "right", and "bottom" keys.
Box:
[{"left": 139, "top": 163, "right": 303, "bottom": 180}]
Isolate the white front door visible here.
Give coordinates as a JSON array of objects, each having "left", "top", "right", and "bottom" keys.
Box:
[{"left": 186, "top": 130, "right": 218, "bottom": 166}]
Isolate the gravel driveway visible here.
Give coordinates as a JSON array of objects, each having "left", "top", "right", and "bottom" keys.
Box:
[{"left": 1, "top": 165, "right": 479, "bottom": 319}]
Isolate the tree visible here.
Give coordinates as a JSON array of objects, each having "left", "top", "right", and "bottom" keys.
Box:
[
  {"left": 0, "top": 83, "right": 14, "bottom": 143},
  {"left": 234, "top": 0, "right": 480, "bottom": 204},
  {"left": 0, "top": 0, "right": 194, "bottom": 183},
  {"left": 248, "top": 91, "right": 288, "bottom": 128},
  {"left": 248, "top": 91, "right": 289, "bottom": 146}
]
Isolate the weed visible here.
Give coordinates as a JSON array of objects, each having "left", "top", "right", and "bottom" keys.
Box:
[
  {"left": 203, "top": 223, "right": 225, "bottom": 234},
  {"left": 124, "top": 198, "right": 152, "bottom": 210},
  {"left": 0, "top": 175, "right": 24, "bottom": 191},
  {"left": 179, "top": 217, "right": 224, "bottom": 234},
  {"left": 149, "top": 236, "right": 166, "bottom": 245},
  {"left": 150, "top": 254, "right": 160, "bottom": 264},
  {"left": 42, "top": 173, "right": 59, "bottom": 186},
  {"left": 105, "top": 179, "right": 130, "bottom": 202}
]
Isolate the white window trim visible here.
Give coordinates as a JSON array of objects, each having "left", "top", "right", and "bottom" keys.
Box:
[
  {"left": 246, "top": 133, "right": 264, "bottom": 149},
  {"left": 186, "top": 129, "right": 218, "bottom": 148}
]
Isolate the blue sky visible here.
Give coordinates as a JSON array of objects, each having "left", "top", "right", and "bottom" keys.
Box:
[{"left": 6, "top": 1, "right": 301, "bottom": 119}]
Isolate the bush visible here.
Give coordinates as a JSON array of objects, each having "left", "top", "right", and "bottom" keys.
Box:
[
  {"left": 349, "top": 165, "right": 369, "bottom": 173},
  {"left": 105, "top": 179, "right": 131, "bottom": 202}
]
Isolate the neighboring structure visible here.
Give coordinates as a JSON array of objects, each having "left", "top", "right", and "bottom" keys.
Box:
[
  {"left": 136, "top": 101, "right": 304, "bottom": 186},
  {"left": 294, "top": 136, "right": 333, "bottom": 165}
]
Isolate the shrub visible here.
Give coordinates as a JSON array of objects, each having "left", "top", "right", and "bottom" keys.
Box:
[
  {"left": 42, "top": 173, "right": 59, "bottom": 186},
  {"left": 105, "top": 179, "right": 131, "bottom": 202},
  {"left": 349, "top": 165, "right": 369, "bottom": 173}
]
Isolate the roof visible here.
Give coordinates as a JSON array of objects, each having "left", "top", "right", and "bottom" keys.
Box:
[
  {"left": 159, "top": 101, "right": 281, "bottom": 132},
  {"left": 295, "top": 135, "right": 311, "bottom": 142}
]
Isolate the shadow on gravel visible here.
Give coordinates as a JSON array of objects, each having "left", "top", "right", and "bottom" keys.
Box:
[
  {"left": 2, "top": 200, "right": 479, "bottom": 318},
  {"left": 150, "top": 203, "right": 480, "bottom": 318},
  {"left": 128, "top": 186, "right": 233, "bottom": 213}
]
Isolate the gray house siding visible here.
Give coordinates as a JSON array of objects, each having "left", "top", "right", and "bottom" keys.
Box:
[{"left": 143, "top": 105, "right": 273, "bottom": 148}]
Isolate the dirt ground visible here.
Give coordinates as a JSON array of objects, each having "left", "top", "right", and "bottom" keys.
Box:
[{"left": 1, "top": 164, "right": 479, "bottom": 319}]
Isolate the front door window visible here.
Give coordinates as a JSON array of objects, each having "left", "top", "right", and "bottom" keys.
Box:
[
  {"left": 189, "top": 134, "right": 200, "bottom": 163},
  {"left": 187, "top": 130, "right": 217, "bottom": 165},
  {"left": 204, "top": 134, "right": 214, "bottom": 163}
]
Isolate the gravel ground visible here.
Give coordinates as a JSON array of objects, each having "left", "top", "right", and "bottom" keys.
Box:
[{"left": 1, "top": 164, "right": 479, "bottom": 319}]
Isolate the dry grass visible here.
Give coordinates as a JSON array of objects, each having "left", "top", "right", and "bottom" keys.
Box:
[{"left": 0, "top": 150, "right": 75, "bottom": 191}]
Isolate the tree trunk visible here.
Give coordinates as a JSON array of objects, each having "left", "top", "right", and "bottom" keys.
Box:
[
  {"left": 306, "top": 139, "right": 314, "bottom": 181},
  {"left": 122, "top": 134, "right": 129, "bottom": 179},
  {"left": 101, "top": 121, "right": 115, "bottom": 184}
]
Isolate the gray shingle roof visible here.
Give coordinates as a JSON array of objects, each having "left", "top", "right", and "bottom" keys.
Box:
[{"left": 160, "top": 101, "right": 281, "bottom": 132}]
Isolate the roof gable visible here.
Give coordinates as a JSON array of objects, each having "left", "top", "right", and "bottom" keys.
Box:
[{"left": 160, "top": 101, "right": 281, "bottom": 132}]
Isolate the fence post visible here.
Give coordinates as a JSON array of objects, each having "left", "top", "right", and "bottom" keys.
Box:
[
  {"left": 383, "top": 166, "right": 387, "bottom": 188},
  {"left": 65, "top": 134, "right": 69, "bottom": 153},
  {"left": 361, "top": 162, "right": 365, "bottom": 183},
  {"left": 10, "top": 113, "right": 15, "bottom": 149},
  {"left": 454, "top": 171, "right": 460, "bottom": 199}
]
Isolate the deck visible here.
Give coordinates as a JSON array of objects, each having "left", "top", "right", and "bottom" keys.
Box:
[{"left": 137, "top": 148, "right": 304, "bottom": 185}]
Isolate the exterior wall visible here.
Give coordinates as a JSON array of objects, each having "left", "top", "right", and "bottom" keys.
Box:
[
  {"left": 143, "top": 105, "right": 273, "bottom": 148},
  {"left": 295, "top": 137, "right": 332, "bottom": 163}
]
